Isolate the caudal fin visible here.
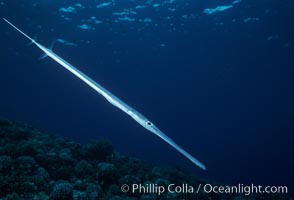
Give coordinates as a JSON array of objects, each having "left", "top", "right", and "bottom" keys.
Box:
[{"left": 3, "top": 18, "right": 35, "bottom": 42}]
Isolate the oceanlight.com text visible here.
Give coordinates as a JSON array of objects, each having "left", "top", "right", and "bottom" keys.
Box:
[{"left": 203, "top": 183, "right": 288, "bottom": 196}]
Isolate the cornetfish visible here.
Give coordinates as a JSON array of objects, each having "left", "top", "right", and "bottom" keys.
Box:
[{"left": 3, "top": 18, "right": 206, "bottom": 170}]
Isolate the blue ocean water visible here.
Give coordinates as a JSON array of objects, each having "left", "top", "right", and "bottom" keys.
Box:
[{"left": 0, "top": 0, "right": 293, "bottom": 193}]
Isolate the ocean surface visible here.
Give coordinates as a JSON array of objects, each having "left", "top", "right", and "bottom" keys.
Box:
[{"left": 1, "top": 0, "right": 293, "bottom": 193}]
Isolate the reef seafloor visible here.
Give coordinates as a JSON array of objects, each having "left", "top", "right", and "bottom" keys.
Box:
[{"left": 0, "top": 119, "right": 290, "bottom": 200}]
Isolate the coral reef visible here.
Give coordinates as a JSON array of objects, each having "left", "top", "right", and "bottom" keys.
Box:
[{"left": 0, "top": 119, "right": 291, "bottom": 199}]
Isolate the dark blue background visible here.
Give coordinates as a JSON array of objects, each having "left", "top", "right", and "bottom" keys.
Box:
[{"left": 1, "top": 0, "right": 293, "bottom": 193}]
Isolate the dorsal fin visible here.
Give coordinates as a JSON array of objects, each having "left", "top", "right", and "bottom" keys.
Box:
[{"left": 49, "top": 40, "right": 56, "bottom": 50}]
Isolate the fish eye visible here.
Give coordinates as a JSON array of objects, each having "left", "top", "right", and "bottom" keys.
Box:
[{"left": 146, "top": 121, "right": 152, "bottom": 126}]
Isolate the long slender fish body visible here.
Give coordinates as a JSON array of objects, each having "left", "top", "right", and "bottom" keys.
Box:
[{"left": 3, "top": 18, "right": 206, "bottom": 170}]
